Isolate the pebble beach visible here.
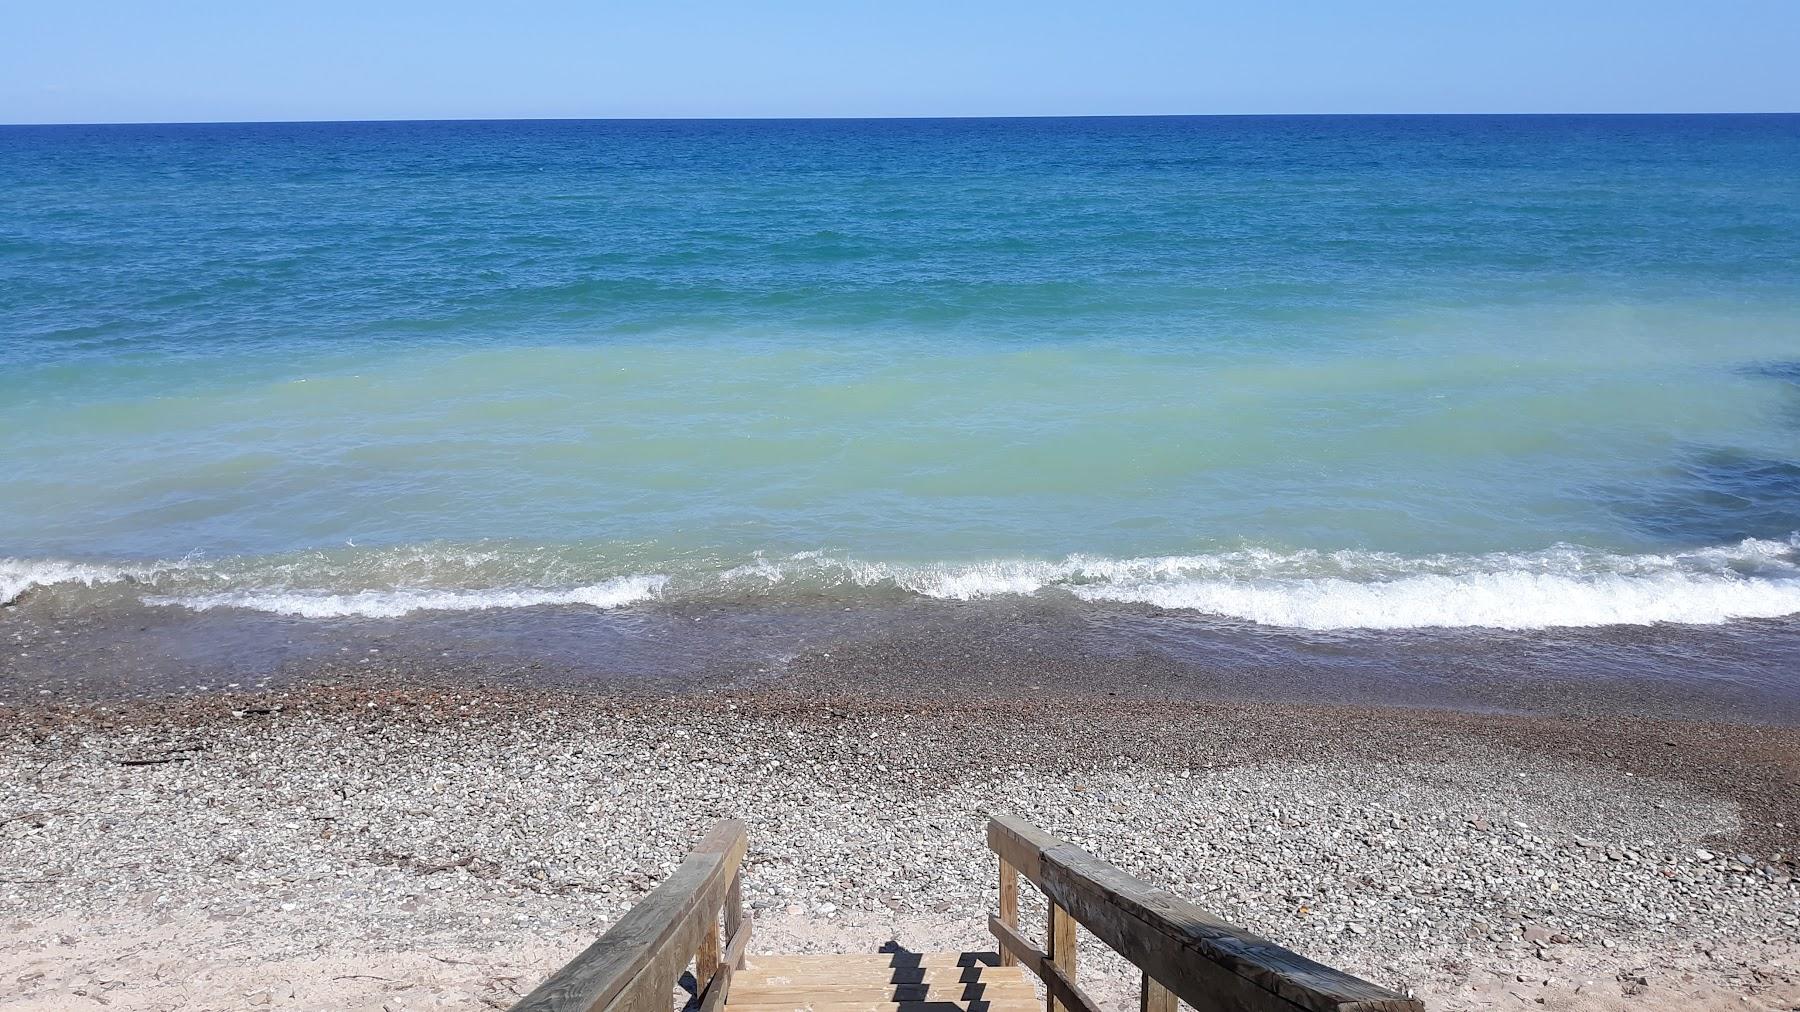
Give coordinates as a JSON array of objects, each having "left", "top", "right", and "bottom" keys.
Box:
[{"left": 2, "top": 681, "right": 1796, "bottom": 1011}]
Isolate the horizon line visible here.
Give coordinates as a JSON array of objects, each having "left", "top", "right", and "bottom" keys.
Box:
[{"left": 5, "top": 110, "right": 1799, "bottom": 129}]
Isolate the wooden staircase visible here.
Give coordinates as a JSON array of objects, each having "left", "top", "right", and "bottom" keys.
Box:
[
  {"left": 728, "top": 951, "right": 1035, "bottom": 1012},
  {"left": 512, "top": 817, "right": 1423, "bottom": 1012}
]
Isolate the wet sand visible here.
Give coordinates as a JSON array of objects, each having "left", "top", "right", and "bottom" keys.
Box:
[{"left": 7, "top": 595, "right": 1800, "bottom": 726}]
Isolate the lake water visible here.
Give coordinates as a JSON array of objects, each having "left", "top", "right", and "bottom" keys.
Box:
[{"left": 5, "top": 115, "right": 1800, "bottom": 639}]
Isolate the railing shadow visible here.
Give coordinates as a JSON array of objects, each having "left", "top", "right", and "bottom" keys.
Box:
[{"left": 837, "top": 942, "right": 1009, "bottom": 1007}]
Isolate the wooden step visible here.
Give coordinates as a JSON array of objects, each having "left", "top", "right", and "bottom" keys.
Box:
[
  {"left": 730, "top": 979, "right": 1044, "bottom": 993},
  {"left": 726, "top": 951, "right": 1038, "bottom": 1012},
  {"left": 726, "top": 1002, "right": 1039, "bottom": 1012},
  {"left": 745, "top": 952, "right": 1002, "bottom": 971},
  {"left": 738, "top": 967, "right": 1031, "bottom": 987}
]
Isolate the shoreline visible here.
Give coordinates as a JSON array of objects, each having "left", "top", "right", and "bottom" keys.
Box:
[
  {"left": 8, "top": 596, "right": 1800, "bottom": 728},
  {"left": 3, "top": 681, "right": 1797, "bottom": 1010}
]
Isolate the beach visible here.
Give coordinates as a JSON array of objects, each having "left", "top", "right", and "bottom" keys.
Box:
[{"left": 3, "top": 667, "right": 1798, "bottom": 1011}]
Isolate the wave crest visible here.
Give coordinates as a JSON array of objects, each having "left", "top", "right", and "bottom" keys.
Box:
[
  {"left": 0, "top": 557, "right": 187, "bottom": 607},
  {"left": 1071, "top": 570, "right": 1800, "bottom": 630},
  {"left": 6, "top": 537, "right": 1800, "bottom": 629},
  {"left": 148, "top": 575, "right": 668, "bottom": 619}
]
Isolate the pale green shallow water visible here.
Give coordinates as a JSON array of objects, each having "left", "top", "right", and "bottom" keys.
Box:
[{"left": 4, "top": 116, "right": 1800, "bottom": 630}]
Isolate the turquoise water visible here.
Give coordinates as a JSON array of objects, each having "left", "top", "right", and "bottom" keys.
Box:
[{"left": 4, "top": 116, "right": 1800, "bottom": 629}]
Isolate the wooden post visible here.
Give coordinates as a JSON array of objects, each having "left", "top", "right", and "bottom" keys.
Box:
[
  {"left": 1139, "top": 972, "right": 1176, "bottom": 1012},
  {"left": 984, "top": 815, "right": 1421, "bottom": 1012},
  {"left": 696, "top": 911, "right": 721, "bottom": 994},
  {"left": 998, "top": 857, "right": 1020, "bottom": 967},
  {"left": 725, "top": 870, "right": 746, "bottom": 969},
  {"left": 1047, "top": 902, "right": 1077, "bottom": 1012},
  {"left": 514, "top": 820, "right": 748, "bottom": 1012}
]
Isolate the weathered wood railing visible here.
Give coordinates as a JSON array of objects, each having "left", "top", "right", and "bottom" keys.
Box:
[
  {"left": 987, "top": 814, "right": 1422, "bottom": 1012},
  {"left": 514, "top": 819, "right": 751, "bottom": 1012}
]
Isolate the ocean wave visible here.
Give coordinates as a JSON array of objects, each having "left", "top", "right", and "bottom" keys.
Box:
[
  {"left": 720, "top": 540, "right": 1800, "bottom": 629},
  {"left": 827, "top": 542, "right": 1800, "bottom": 628},
  {"left": 5, "top": 538, "right": 1800, "bottom": 629},
  {"left": 145, "top": 575, "right": 668, "bottom": 619},
  {"left": 0, "top": 557, "right": 188, "bottom": 607},
  {"left": 1069, "top": 570, "right": 1800, "bottom": 630}
]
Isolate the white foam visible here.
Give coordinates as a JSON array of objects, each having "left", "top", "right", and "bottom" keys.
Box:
[
  {"left": 1070, "top": 570, "right": 1800, "bottom": 630},
  {"left": 887, "top": 560, "right": 1068, "bottom": 600},
  {"left": 13, "top": 537, "right": 1800, "bottom": 630},
  {"left": 0, "top": 557, "right": 184, "bottom": 606},
  {"left": 151, "top": 574, "right": 667, "bottom": 619},
  {"left": 708, "top": 539, "right": 1800, "bottom": 629}
]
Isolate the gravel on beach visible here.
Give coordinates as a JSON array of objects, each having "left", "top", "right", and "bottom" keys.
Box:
[{"left": 1, "top": 682, "right": 1797, "bottom": 1011}]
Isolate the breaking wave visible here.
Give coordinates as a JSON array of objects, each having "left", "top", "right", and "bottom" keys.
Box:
[
  {"left": 728, "top": 540, "right": 1800, "bottom": 629},
  {"left": 1068, "top": 569, "right": 1800, "bottom": 629},
  {"left": 5, "top": 537, "right": 1800, "bottom": 630},
  {"left": 148, "top": 575, "right": 668, "bottom": 619},
  {"left": 0, "top": 557, "right": 192, "bottom": 608}
]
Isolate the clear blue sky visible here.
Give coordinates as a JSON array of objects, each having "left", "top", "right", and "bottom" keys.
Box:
[{"left": 5, "top": 1, "right": 1797, "bottom": 124}]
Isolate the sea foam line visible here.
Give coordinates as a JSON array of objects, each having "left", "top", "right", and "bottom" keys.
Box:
[
  {"left": 0, "top": 557, "right": 191, "bottom": 607},
  {"left": 10, "top": 539, "right": 1800, "bottom": 629},
  {"left": 717, "top": 540, "right": 1800, "bottom": 629},
  {"left": 1069, "top": 570, "right": 1800, "bottom": 630},
  {"left": 146, "top": 575, "right": 668, "bottom": 619}
]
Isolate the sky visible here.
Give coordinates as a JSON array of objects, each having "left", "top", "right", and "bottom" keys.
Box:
[{"left": 4, "top": 1, "right": 1798, "bottom": 124}]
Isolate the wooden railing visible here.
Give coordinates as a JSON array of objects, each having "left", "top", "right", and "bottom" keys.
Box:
[
  {"left": 514, "top": 819, "right": 751, "bottom": 1012},
  {"left": 987, "top": 814, "right": 1422, "bottom": 1012}
]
